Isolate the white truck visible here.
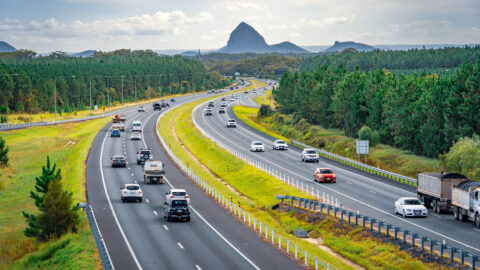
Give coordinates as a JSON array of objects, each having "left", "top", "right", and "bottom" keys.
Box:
[
  {"left": 416, "top": 172, "right": 468, "bottom": 213},
  {"left": 143, "top": 160, "right": 165, "bottom": 184},
  {"left": 452, "top": 181, "right": 480, "bottom": 227}
]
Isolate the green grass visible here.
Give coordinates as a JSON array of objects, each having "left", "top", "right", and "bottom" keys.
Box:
[
  {"left": 253, "top": 90, "right": 275, "bottom": 107},
  {"left": 158, "top": 86, "right": 443, "bottom": 269},
  {"left": 232, "top": 106, "right": 290, "bottom": 142},
  {"left": 0, "top": 118, "right": 108, "bottom": 269}
]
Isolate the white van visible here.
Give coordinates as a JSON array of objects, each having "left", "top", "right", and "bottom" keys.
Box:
[{"left": 132, "top": 121, "right": 142, "bottom": 133}]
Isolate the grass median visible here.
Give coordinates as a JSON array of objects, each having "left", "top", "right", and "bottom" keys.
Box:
[
  {"left": 0, "top": 118, "right": 109, "bottom": 269},
  {"left": 158, "top": 81, "right": 445, "bottom": 269}
]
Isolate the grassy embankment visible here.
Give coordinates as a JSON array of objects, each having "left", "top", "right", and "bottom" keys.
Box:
[
  {"left": 0, "top": 118, "right": 109, "bottom": 269},
  {"left": 158, "top": 84, "right": 443, "bottom": 269},
  {"left": 234, "top": 91, "right": 440, "bottom": 179},
  {"left": 5, "top": 92, "right": 191, "bottom": 124}
]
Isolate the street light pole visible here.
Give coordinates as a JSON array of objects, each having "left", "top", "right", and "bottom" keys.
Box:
[
  {"left": 121, "top": 75, "right": 124, "bottom": 106},
  {"left": 54, "top": 75, "right": 75, "bottom": 122},
  {"left": 134, "top": 75, "right": 137, "bottom": 103},
  {"left": 106, "top": 76, "right": 110, "bottom": 110},
  {"left": 147, "top": 75, "right": 150, "bottom": 100}
]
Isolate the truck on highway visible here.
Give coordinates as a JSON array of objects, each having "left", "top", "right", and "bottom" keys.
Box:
[
  {"left": 112, "top": 115, "right": 126, "bottom": 131},
  {"left": 452, "top": 181, "right": 480, "bottom": 227},
  {"left": 143, "top": 160, "right": 165, "bottom": 184},
  {"left": 416, "top": 172, "right": 468, "bottom": 213}
]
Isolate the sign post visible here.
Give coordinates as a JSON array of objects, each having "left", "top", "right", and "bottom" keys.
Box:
[{"left": 356, "top": 140, "right": 369, "bottom": 164}]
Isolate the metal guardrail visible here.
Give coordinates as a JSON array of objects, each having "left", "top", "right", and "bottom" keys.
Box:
[
  {"left": 85, "top": 204, "right": 114, "bottom": 270},
  {"left": 277, "top": 195, "right": 479, "bottom": 270},
  {"left": 156, "top": 98, "right": 336, "bottom": 270},
  {"left": 0, "top": 121, "right": 48, "bottom": 130},
  {"left": 291, "top": 139, "right": 417, "bottom": 186}
]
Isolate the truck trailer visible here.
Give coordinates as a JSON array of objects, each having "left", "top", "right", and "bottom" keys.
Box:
[
  {"left": 143, "top": 160, "right": 165, "bottom": 184},
  {"left": 452, "top": 181, "right": 480, "bottom": 227},
  {"left": 416, "top": 172, "right": 468, "bottom": 213}
]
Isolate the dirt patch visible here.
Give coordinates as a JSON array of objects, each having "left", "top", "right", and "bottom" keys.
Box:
[{"left": 171, "top": 116, "right": 246, "bottom": 198}]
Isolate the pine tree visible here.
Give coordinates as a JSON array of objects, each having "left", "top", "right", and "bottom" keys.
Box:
[{"left": 0, "top": 136, "right": 8, "bottom": 166}]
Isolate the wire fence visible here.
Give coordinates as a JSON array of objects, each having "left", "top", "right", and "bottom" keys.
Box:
[{"left": 155, "top": 101, "right": 336, "bottom": 270}]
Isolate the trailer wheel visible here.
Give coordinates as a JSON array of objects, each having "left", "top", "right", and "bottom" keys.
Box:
[
  {"left": 432, "top": 200, "right": 438, "bottom": 213},
  {"left": 459, "top": 210, "right": 466, "bottom": 222},
  {"left": 435, "top": 202, "right": 441, "bottom": 214},
  {"left": 453, "top": 207, "right": 459, "bottom": 220},
  {"left": 475, "top": 214, "right": 480, "bottom": 228}
]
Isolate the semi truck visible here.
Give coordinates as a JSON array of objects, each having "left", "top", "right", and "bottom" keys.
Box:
[
  {"left": 112, "top": 115, "right": 126, "bottom": 131},
  {"left": 452, "top": 181, "right": 480, "bottom": 227},
  {"left": 143, "top": 160, "right": 165, "bottom": 184},
  {"left": 416, "top": 172, "right": 468, "bottom": 213}
]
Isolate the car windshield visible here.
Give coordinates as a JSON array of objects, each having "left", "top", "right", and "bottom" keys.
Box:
[
  {"left": 404, "top": 199, "right": 421, "bottom": 205},
  {"left": 141, "top": 150, "right": 151, "bottom": 155},
  {"left": 320, "top": 169, "right": 333, "bottom": 174},
  {"left": 172, "top": 200, "right": 188, "bottom": 207},
  {"left": 306, "top": 150, "right": 316, "bottom": 154},
  {"left": 172, "top": 192, "right": 186, "bottom": 196},
  {"left": 228, "top": 120, "right": 235, "bottom": 123},
  {"left": 276, "top": 140, "right": 285, "bottom": 144},
  {"left": 126, "top": 185, "right": 139, "bottom": 190}
]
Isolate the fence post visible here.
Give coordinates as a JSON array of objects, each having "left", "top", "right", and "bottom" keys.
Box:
[
  {"left": 272, "top": 229, "right": 274, "bottom": 243},
  {"left": 295, "top": 244, "right": 298, "bottom": 259},
  {"left": 287, "top": 240, "right": 290, "bottom": 254},
  {"left": 279, "top": 235, "right": 281, "bottom": 249},
  {"left": 305, "top": 251, "right": 307, "bottom": 265}
]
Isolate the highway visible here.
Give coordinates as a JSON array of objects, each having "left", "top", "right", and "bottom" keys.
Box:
[
  {"left": 193, "top": 83, "right": 480, "bottom": 257},
  {"left": 86, "top": 89, "right": 303, "bottom": 270}
]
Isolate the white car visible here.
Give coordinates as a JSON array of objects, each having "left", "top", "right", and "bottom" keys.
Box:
[
  {"left": 273, "top": 139, "right": 288, "bottom": 150},
  {"left": 130, "top": 132, "right": 142, "bottom": 140},
  {"left": 120, "top": 184, "right": 143, "bottom": 203},
  {"left": 165, "top": 188, "right": 190, "bottom": 204},
  {"left": 226, "top": 119, "right": 236, "bottom": 128},
  {"left": 250, "top": 141, "right": 265, "bottom": 152},
  {"left": 395, "top": 197, "right": 427, "bottom": 218},
  {"left": 301, "top": 149, "right": 319, "bottom": 162},
  {"left": 220, "top": 101, "right": 227, "bottom": 107},
  {"left": 132, "top": 120, "right": 142, "bottom": 133},
  {"left": 138, "top": 106, "right": 145, "bottom": 112}
]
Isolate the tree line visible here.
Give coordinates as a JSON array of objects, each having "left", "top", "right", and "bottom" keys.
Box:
[
  {"left": 274, "top": 58, "right": 480, "bottom": 158},
  {"left": 300, "top": 46, "right": 480, "bottom": 74},
  {"left": 0, "top": 50, "right": 230, "bottom": 113}
]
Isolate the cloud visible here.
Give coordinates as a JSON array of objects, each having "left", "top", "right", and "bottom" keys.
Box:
[
  {"left": 224, "top": 2, "right": 262, "bottom": 11},
  {"left": 288, "top": 32, "right": 301, "bottom": 37},
  {"left": 0, "top": 10, "right": 212, "bottom": 38},
  {"left": 303, "top": 15, "right": 355, "bottom": 28}
]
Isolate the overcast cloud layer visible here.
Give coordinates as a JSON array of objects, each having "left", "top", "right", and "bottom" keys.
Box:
[{"left": 0, "top": 0, "right": 479, "bottom": 52}]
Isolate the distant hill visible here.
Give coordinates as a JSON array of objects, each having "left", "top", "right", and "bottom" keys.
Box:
[
  {"left": 70, "top": 50, "right": 96, "bottom": 57},
  {"left": 301, "top": 45, "right": 329, "bottom": 53},
  {"left": 0, "top": 41, "right": 17, "bottom": 52},
  {"left": 324, "top": 41, "right": 375, "bottom": 52},
  {"left": 219, "top": 22, "right": 308, "bottom": 54}
]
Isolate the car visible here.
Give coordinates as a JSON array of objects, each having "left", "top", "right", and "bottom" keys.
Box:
[
  {"left": 273, "top": 139, "right": 288, "bottom": 150},
  {"left": 218, "top": 107, "right": 226, "bottom": 114},
  {"left": 153, "top": 102, "right": 161, "bottom": 110},
  {"left": 160, "top": 100, "right": 168, "bottom": 108},
  {"left": 252, "top": 90, "right": 257, "bottom": 94},
  {"left": 165, "top": 189, "right": 190, "bottom": 204},
  {"left": 314, "top": 168, "right": 336, "bottom": 183},
  {"left": 138, "top": 106, "right": 145, "bottom": 112},
  {"left": 250, "top": 141, "right": 265, "bottom": 152},
  {"left": 208, "top": 101, "right": 215, "bottom": 107},
  {"left": 137, "top": 148, "right": 153, "bottom": 165},
  {"left": 395, "top": 197, "right": 427, "bottom": 218},
  {"left": 111, "top": 155, "right": 127, "bottom": 167},
  {"left": 132, "top": 121, "right": 142, "bottom": 133},
  {"left": 164, "top": 199, "right": 190, "bottom": 222},
  {"left": 220, "top": 101, "right": 227, "bottom": 107},
  {"left": 221, "top": 97, "right": 226, "bottom": 101},
  {"left": 170, "top": 98, "right": 176, "bottom": 102},
  {"left": 226, "top": 119, "right": 236, "bottom": 128},
  {"left": 130, "top": 132, "right": 142, "bottom": 140},
  {"left": 120, "top": 184, "right": 142, "bottom": 202},
  {"left": 229, "top": 97, "right": 235, "bottom": 102},
  {"left": 204, "top": 108, "right": 213, "bottom": 116},
  {"left": 207, "top": 90, "right": 212, "bottom": 94},
  {"left": 244, "top": 90, "right": 248, "bottom": 94},
  {"left": 111, "top": 129, "right": 121, "bottom": 137},
  {"left": 302, "top": 148, "right": 319, "bottom": 162}
]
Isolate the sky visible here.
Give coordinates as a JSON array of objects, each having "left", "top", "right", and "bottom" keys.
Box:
[{"left": 0, "top": 0, "right": 479, "bottom": 53}]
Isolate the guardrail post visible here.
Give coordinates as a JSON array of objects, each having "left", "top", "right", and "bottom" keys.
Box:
[
  {"left": 287, "top": 240, "right": 290, "bottom": 254},
  {"left": 378, "top": 221, "right": 382, "bottom": 233},
  {"left": 265, "top": 225, "right": 268, "bottom": 238},
  {"left": 370, "top": 218, "right": 374, "bottom": 231},
  {"left": 348, "top": 212, "right": 351, "bottom": 223},
  {"left": 440, "top": 243, "right": 444, "bottom": 258},
  {"left": 412, "top": 233, "right": 416, "bottom": 247},
  {"left": 403, "top": 229, "right": 407, "bottom": 244},
  {"left": 421, "top": 236, "right": 425, "bottom": 250},
  {"left": 362, "top": 216, "right": 366, "bottom": 228},
  {"left": 472, "top": 255, "right": 477, "bottom": 269},
  {"left": 450, "top": 247, "right": 456, "bottom": 262},
  {"left": 429, "top": 239, "right": 434, "bottom": 253},
  {"left": 461, "top": 250, "right": 465, "bottom": 265},
  {"left": 259, "top": 222, "right": 262, "bottom": 235},
  {"left": 279, "top": 235, "right": 281, "bottom": 248},
  {"left": 305, "top": 251, "right": 307, "bottom": 265},
  {"left": 394, "top": 227, "right": 399, "bottom": 240},
  {"left": 327, "top": 205, "right": 331, "bottom": 216},
  {"left": 386, "top": 224, "right": 390, "bottom": 237},
  {"left": 295, "top": 244, "right": 298, "bottom": 259},
  {"left": 340, "top": 209, "right": 344, "bottom": 220}
]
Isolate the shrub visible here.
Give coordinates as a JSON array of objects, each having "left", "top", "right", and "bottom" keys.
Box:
[
  {"left": 358, "top": 125, "right": 379, "bottom": 146},
  {"left": 0, "top": 136, "right": 9, "bottom": 166},
  {"left": 258, "top": 104, "right": 273, "bottom": 118},
  {"left": 445, "top": 135, "right": 480, "bottom": 181},
  {"left": 0, "top": 115, "right": 7, "bottom": 123},
  {"left": 0, "top": 105, "right": 9, "bottom": 114}
]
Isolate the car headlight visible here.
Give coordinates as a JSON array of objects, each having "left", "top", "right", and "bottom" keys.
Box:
[{"left": 406, "top": 209, "right": 413, "bottom": 212}]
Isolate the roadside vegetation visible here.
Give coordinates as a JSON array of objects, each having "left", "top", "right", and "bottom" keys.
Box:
[
  {"left": 158, "top": 83, "right": 445, "bottom": 269},
  {"left": 0, "top": 119, "right": 108, "bottom": 269}
]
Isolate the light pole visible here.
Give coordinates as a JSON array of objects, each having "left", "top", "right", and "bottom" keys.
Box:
[
  {"left": 106, "top": 76, "right": 110, "bottom": 109},
  {"left": 134, "top": 75, "right": 137, "bottom": 103},
  {"left": 89, "top": 75, "right": 106, "bottom": 112},
  {"left": 54, "top": 75, "right": 75, "bottom": 122},
  {"left": 147, "top": 75, "right": 150, "bottom": 100}
]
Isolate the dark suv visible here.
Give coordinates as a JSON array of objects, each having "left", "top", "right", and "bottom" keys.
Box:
[
  {"left": 164, "top": 199, "right": 190, "bottom": 222},
  {"left": 137, "top": 148, "right": 153, "bottom": 165},
  {"left": 153, "top": 102, "right": 161, "bottom": 110}
]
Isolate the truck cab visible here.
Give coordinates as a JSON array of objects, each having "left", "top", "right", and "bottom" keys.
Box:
[
  {"left": 452, "top": 181, "right": 480, "bottom": 227},
  {"left": 143, "top": 160, "right": 165, "bottom": 184}
]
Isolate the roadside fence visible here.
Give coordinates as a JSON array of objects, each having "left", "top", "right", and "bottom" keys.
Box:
[
  {"left": 85, "top": 204, "right": 114, "bottom": 270},
  {"left": 0, "top": 121, "right": 48, "bottom": 130},
  {"left": 291, "top": 139, "right": 417, "bottom": 186},
  {"left": 277, "top": 195, "right": 479, "bottom": 270},
  {"left": 156, "top": 106, "right": 336, "bottom": 270}
]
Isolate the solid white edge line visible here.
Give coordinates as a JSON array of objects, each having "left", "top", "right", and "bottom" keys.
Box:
[
  {"left": 100, "top": 126, "right": 143, "bottom": 270},
  {"left": 195, "top": 265, "right": 202, "bottom": 270},
  {"left": 153, "top": 210, "right": 158, "bottom": 216},
  {"left": 163, "top": 225, "right": 169, "bottom": 231},
  {"left": 194, "top": 99, "right": 480, "bottom": 254},
  {"left": 177, "top": 242, "right": 184, "bottom": 249}
]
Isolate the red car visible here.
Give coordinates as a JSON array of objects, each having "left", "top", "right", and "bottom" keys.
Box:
[{"left": 314, "top": 168, "right": 336, "bottom": 183}]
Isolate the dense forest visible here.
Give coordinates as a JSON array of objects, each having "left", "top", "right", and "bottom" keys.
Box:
[
  {"left": 300, "top": 46, "right": 480, "bottom": 74},
  {"left": 274, "top": 58, "right": 480, "bottom": 158},
  {"left": 0, "top": 50, "right": 230, "bottom": 113}
]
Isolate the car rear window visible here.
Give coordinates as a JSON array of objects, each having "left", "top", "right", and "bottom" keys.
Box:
[
  {"left": 254, "top": 142, "right": 262, "bottom": 145},
  {"left": 133, "top": 123, "right": 141, "bottom": 127},
  {"left": 172, "top": 192, "right": 186, "bottom": 196},
  {"left": 114, "top": 156, "right": 124, "bottom": 160},
  {"left": 320, "top": 169, "right": 333, "bottom": 174},
  {"left": 172, "top": 200, "right": 188, "bottom": 207},
  {"left": 126, "top": 185, "right": 139, "bottom": 190},
  {"left": 276, "top": 140, "right": 285, "bottom": 144},
  {"left": 141, "top": 151, "right": 151, "bottom": 155},
  {"left": 306, "top": 150, "right": 316, "bottom": 154}
]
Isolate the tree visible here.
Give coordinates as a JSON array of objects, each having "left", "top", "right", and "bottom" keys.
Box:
[
  {"left": 445, "top": 135, "right": 480, "bottom": 181},
  {"left": 0, "top": 136, "right": 8, "bottom": 166},
  {"left": 23, "top": 156, "right": 79, "bottom": 240}
]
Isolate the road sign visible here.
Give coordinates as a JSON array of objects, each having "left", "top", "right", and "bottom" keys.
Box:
[
  {"left": 102, "top": 105, "right": 107, "bottom": 111},
  {"left": 356, "top": 140, "right": 369, "bottom": 154}
]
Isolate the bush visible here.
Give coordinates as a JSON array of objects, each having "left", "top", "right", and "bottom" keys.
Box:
[
  {"left": 0, "top": 136, "right": 9, "bottom": 166},
  {"left": 358, "top": 125, "right": 379, "bottom": 146},
  {"left": 0, "top": 105, "right": 9, "bottom": 114},
  {"left": 0, "top": 115, "right": 7, "bottom": 123},
  {"left": 445, "top": 135, "right": 480, "bottom": 181},
  {"left": 258, "top": 104, "right": 273, "bottom": 118}
]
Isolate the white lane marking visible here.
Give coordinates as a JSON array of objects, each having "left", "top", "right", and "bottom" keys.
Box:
[
  {"left": 368, "top": 190, "right": 376, "bottom": 194},
  {"left": 430, "top": 213, "right": 442, "bottom": 218},
  {"left": 99, "top": 127, "right": 143, "bottom": 270},
  {"left": 128, "top": 167, "right": 131, "bottom": 170},
  {"left": 195, "top": 103, "right": 480, "bottom": 254},
  {"left": 153, "top": 210, "right": 158, "bottom": 216},
  {"left": 163, "top": 225, "right": 169, "bottom": 231},
  {"left": 152, "top": 113, "right": 261, "bottom": 270},
  {"left": 346, "top": 181, "right": 352, "bottom": 185},
  {"left": 177, "top": 242, "right": 184, "bottom": 249},
  {"left": 131, "top": 173, "right": 134, "bottom": 176},
  {"left": 145, "top": 198, "right": 149, "bottom": 203},
  {"left": 134, "top": 180, "right": 138, "bottom": 184},
  {"left": 474, "top": 228, "right": 480, "bottom": 233},
  {"left": 195, "top": 265, "right": 202, "bottom": 270}
]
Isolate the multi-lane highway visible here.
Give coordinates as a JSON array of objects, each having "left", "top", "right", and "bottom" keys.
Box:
[
  {"left": 193, "top": 83, "right": 480, "bottom": 257},
  {"left": 86, "top": 90, "right": 303, "bottom": 269}
]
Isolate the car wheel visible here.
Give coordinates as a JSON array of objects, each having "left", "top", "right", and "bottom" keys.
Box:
[
  {"left": 122, "top": 198, "right": 125, "bottom": 203},
  {"left": 459, "top": 210, "right": 466, "bottom": 222},
  {"left": 435, "top": 202, "right": 441, "bottom": 213},
  {"left": 166, "top": 216, "right": 171, "bottom": 222},
  {"left": 431, "top": 200, "right": 437, "bottom": 213},
  {"left": 139, "top": 198, "right": 142, "bottom": 203},
  {"left": 186, "top": 217, "right": 190, "bottom": 222},
  {"left": 402, "top": 210, "right": 406, "bottom": 218}
]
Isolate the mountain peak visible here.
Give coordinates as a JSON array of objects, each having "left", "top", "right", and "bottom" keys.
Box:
[{"left": 0, "top": 41, "right": 17, "bottom": 53}]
